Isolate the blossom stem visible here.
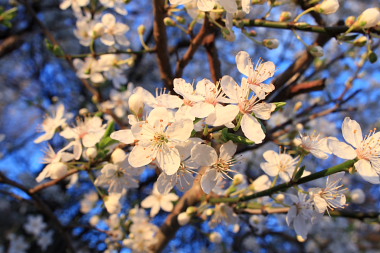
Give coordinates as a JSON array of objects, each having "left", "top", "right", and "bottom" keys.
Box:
[
  {"left": 209, "top": 159, "right": 356, "bottom": 204},
  {"left": 291, "top": 153, "right": 305, "bottom": 179},
  {"left": 294, "top": 7, "right": 315, "bottom": 22}
]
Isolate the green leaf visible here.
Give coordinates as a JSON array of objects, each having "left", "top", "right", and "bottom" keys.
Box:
[
  {"left": 104, "top": 121, "right": 115, "bottom": 138},
  {"left": 221, "top": 128, "right": 255, "bottom": 145},
  {"left": 273, "top": 102, "right": 286, "bottom": 112},
  {"left": 53, "top": 45, "right": 65, "bottom": 57},
  {"left": 98, "top": 136, "right": 119, "bottom": 150},
  {"left": 293, "top": 165, "right": 306, "bottom": 182}
]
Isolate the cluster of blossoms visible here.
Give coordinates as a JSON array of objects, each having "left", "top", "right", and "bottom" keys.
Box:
[
  {"left": 32, "top": 45, "right": 380, "bottom": 250},
  {"left": 59, "top": 0, "right": 132, "bottom": 88},
  {"left": 4, "top": 215, "right": 53, "bottom": 253}
]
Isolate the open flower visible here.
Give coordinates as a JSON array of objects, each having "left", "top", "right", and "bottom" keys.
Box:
[
  {"left": 34, "top": 104, "right": 67, "bottom": 143},
  {"left": 112, "top": 108, "right": 193, "bottom": 175},
  {"left": 221, "top": 75, "right": 275, "bottom": 143},
  {"left": 235, "top": 51, "right": 276, "bottom": 88},
  {"left": 95, "top": 148, "right": 140, "bottom": 193},
  {"left": 191, "top": 141, "right": 237, "bottom": 194},
  {"left": 328, "top": 117, "right": 380, "bottom": 184},
  {"left": 286, "top": 192, "right": 318, "bottom": 240},
  {"left": 141, "top": 183, "right": 179, "bottom": 217},
  {"left": 296, "top": 132, "right": 332, "bottom": 159},
  {"left": 309, "top": 172, "right": 346, "bottom": 213},
  {"left": 260, "top": 150, "right": 299, "bottom": 181}
]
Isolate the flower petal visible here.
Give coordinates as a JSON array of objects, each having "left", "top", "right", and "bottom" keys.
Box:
[{"left": 355, "top": 159, "right": 380, "bottom": 184}]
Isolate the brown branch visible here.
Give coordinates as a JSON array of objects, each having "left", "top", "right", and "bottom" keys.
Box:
[
  {"left": 151, "top": 168, "right": 206, "bottom": 252},
  {"left": 174, "top": 17, "right": 210, "bottom": 78},
  {"left": 153, "top": 0, "right": 173, "bottom": 92},
  {"left": 29, "top": 169, "right": 79, "bottom": 194},
  {"left": 203, "top": 32, "right": 222, "bottom": 82},
  {"left": 275, "top": 79, "right": 326, "bottom": 101}
]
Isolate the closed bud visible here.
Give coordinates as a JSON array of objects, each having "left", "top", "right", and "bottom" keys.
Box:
[
  {"left": 137, "top": 25, "right": 146, "bottom": 35},
  {"left": 275, "top": 193, "right": 285, "bottom": 202},
  {"left": 308, "top": 45, "right": 324, "bottom": 57},
  {"left": 296, "top": 123, "right": 304, "bottom": 131},
  {"left": 293, "top": 101, "right": 303, "bottom": 112},
  {"left": 314, "top": 0, "right": 339, "bottom": 15},
  {"left": 345, "top": 16, "right": 356, "bottom": 26},
  {"left": 50, "top": 162, "right": 68, "bottom": 179},
  {"left": 351, "top": 189, "right": 365, "bottom": 204},
  {"left": 163, "top": 17, "right": 176, "bottom": 26},
  {"left": 353, "top": 37, "right": 367, "bottom": 47},
  {"left": 186, "top": 206, "right": 198, "bottom": 215},
  {"left": 174, "top": 16, "right": 186, "bottom": 24},
  {"left": 205, "top": 208, "right": 214, "bottom": 216},
  {"left": 248, "top": 30, "right": 257, "bottom": 37},
  {"left": 90, "top": 215, "right": 100, "bottom": 226},
  {"left": 263, "top": 39, "right": 279, "bottom": 49},
  {"left": 233, "top": 174, "right": 244, "bottom": 186},
  {"left": 128, "top": 93, "right": 144, "bottom": 117},
  {"left": 356, "top": 8, "right": 380, "bottom": 28},
  {"left": 209, "top": 232, "right": 222, "bottom": 243},
  {"left": 86, "top": 147, "right": 98, "bottom": 159},
  {"left": 177, "top": 212, "right": 191, "bottom": 226},
  {"left": 297, "top": 235, "right": 306, "bottom": 242},
  {"left": 280, "top": 11, "right": 292, "bottom": 22}
]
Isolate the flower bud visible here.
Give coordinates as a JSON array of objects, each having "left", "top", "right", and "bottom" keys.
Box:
[
  {"left": 137, "top": 25, "right": 146, "bottom": 35},
  {"left": 90, "top": 215, "right": 100, "bottom": 226},
  {"left": 356, "top": 8, "right": 380, "bottom": 28},
  {"left": 79, "top": 108, "right": 89, "bottom": 115},
  {"left": 205, "top": 208, "right": 214, "bottom": 216},
  {"left": 351, "top": 189, "right": 365, "bottom": 204},
  {"left": 296, "top": 123, "right": 304, "bottom": 131},
  {"left": 186, "top": 206, "right": 198, "bottom": 215},
  {"left": 345, "top": 16, "right": 356, "bottom": 26},
  {"left": 280, "top": 11, "right": 292, "bottom": 22},
  {"left": 297, "top": 235, "right": 306, "bottom": 242},
  {"left": 233, "top": 174, "right": 244, "bottom": 186},
  {"left": 163, "top": 17, "right": 176, "bottom": 26},
  {"left": 177, "top": 212, "right": 191, "bottom": 226},
  {"left": 263, "top": 39, "right": 279, "bottom": 49},
  {"left": 174, "top": 16, "right": 186, "bottom": 24},
  {"left": 209, "top": 232, "right": 222, "bottom": 243},
  {"left": 248, "top": 30, "right": 257, "bottom": 37},
  {"left": 308, "top": 45, "right": 324, "bottom": 57},
  {"left": 128, "top": 93, "right": 144, "bottom": 117},
  {"left": 353, "top": 37, "right": 367, "bottom": 47},
  {"left": 369, "top": 51, "right": 378, "bottom": 63},
  {"left": 275, "top": 193, "right": 285, "bottom": 202},
  {"left": 50, "top": 162, "right": 68, "bottom": 179},
  {"left": 294, "top": 101, "right": 303, "bottom": 112},
  {"left": 86, "top": 147, "right": 98, "bottom": 159},
  {"left": 314, "top": 0, "right": 339, "bottom": 15}
]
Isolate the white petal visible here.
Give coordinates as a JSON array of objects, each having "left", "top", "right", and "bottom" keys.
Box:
[
  {"left": 205, "top": 104, "right": 239, "bottom": 127},
  {"left": 342, "top": 117, "right": 363, "bottom": 148},
  {"left": 241, "top": 114, "right": 265, "bottom": 144},
  {"left": 110, "top": 129, "right": 135, "bottom": 144},
  {"left": 294, "top": 216, "right": 308, "bottom": 239},
  {"left": 201, "top": 169, "right": 218, "bottom": 194},
  {"left": 102, "top": 13, "right": 116, "bottom": 27},
  {"left": 128, "top": 145, "right": 155, "bottom": 167},
  {"left": 327, "top": 139, "right": 357, "bottom": 159},
  {"left": 197, "top": 0, "right": 215, "bottom": 11},
  {"left": 219, "top": 0, "right": 237, "bottom": 13},
  {"left": 191, "top": 144, "right": 217, "bottom": 167},
  {"left": 219, "top": 140, "right": 237, "bottom": 161},
  {"left": 355, "top": 159, "right": 380, "bottom": 184},
  {"left": 166, "top": 120, "right": 193, "bottom": 142},
  {"left": 220, "top": 75, "right": 239, "bottom": 102},
  {"left": 236, "top": 51, "right": 250, "bottom": 76},
  {"left": 252, "top": 102, "right": 275, "bottom": 120},
  {"left": 190, "top": 102, "right": 214, "bottom": 118},
  {"left": 156, "top": 146, "right": 181, "bottom": 175},
  {"left": 156, "top": 172, "right": 176, "bottom": 195}
]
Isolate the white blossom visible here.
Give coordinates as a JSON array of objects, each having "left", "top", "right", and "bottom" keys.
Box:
[
  {"left": 296, "top": 132, "right": 333, "bottom": 159},
  {"left": 34, "top": 104, "right": 66, "bottom": 143},
  {"left": 328, "top": 117, "right": 380, "bottom": 184},
  {"left": 260, "top": 150, "right": 299, "bottom": 181},
  {"left": 309, "top": 172, "right": 347, "bottom": 213},
  {"left": 24, "top": 215, "right": 47, "bottom": 237},
  {"left": 192, "top": 141, "right": 237, "bottom": 194},
  {"left": 141, "top": 183, "right": 179, "bottom": 217}
]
